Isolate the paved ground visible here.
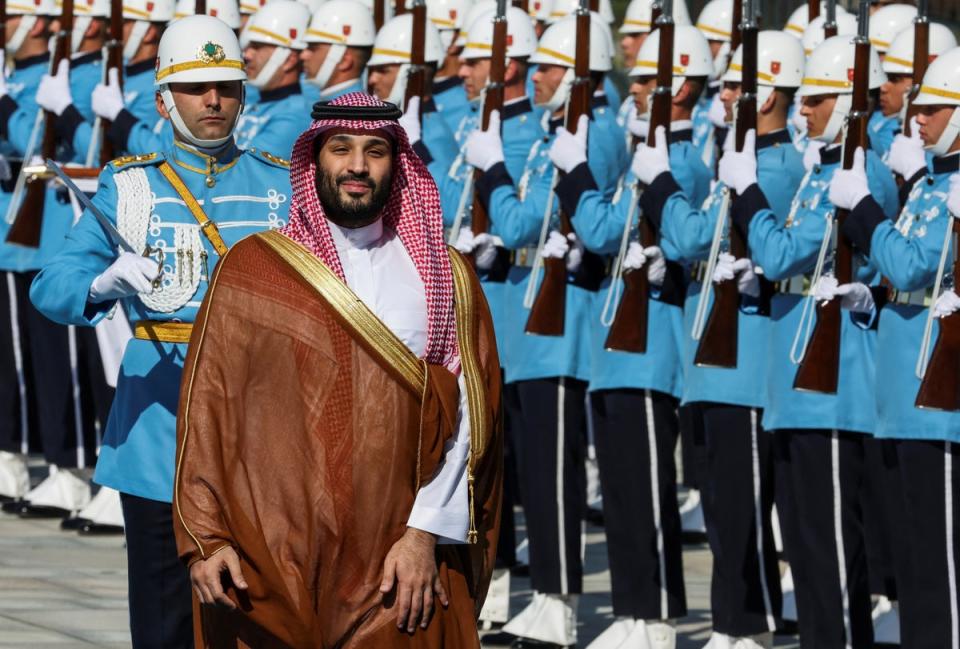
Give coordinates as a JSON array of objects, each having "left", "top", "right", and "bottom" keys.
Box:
[{"left": 0, "top": 500, "right": 802, "bottom": 649}]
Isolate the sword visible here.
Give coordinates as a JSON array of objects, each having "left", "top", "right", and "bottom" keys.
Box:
[{"left": 45, "top": 159, "right": 164, "bottom": 288}]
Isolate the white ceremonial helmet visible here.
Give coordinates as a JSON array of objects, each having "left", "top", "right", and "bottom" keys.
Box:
[
  {"left": 631, "top": 24, "right": 714, "bottom": 96},
  {"left": 242, "top": 0, "right": 311, "bottom": 88},
  {"left": 454, "top": 0, "right": 494, "bottom": 47},
  {"left": 368, "top": 13, "right": 445, "bottom": 105},
  {"left": 695, "top": 0, "right": 733, "bottom": 78},
  {"left": 722, "top": 29, "right": 804, "bottom": 111},
  {"left": 6, "top": 0, "right": 57, "bottom": 57},
  {"left": 912, "top": 46, "right": 960, "bottom": 155},
  {"left": 798, "top": 34, "right": 887, "bottom": 144},
  {"left": 425, "top": 0, "right": 474, "bottom": 49},
  {"left": 298, "top": 0, "right": 324, "bottom": 12},
  {"left": 783, "top": 2, "right": 848, "bottom": 39},
  {"left": 529, "top": 0, "right": 551, "bottom": 24},
  {"left": 619, "top": 0, "right": 692, "bottom": 35},
  {"left": 530, "top": 12, "right": 612, "bottom": 111},
  {"left": 123, "top": 0, "right": 176, "bottom": 61},
  {"left": 239, "top": 0, "right": 269, "bottom": 16},
  {"left": 548, "top": 0, "right": 613, "bottom": 25},
  {"left": 155, "top": 15, "right": 247, "bottom": 148},
  {"left": 57, "top": 0, "right": 110, "bottom": 53},
  {"left": 868, "top": 3, "right": 917, "bottom": 54},
  {"left": 883, "top": 23, "right": 957, "bottom": 75},
  {"left": 461, "top": 5, "right": 537, "bottom": 61},
  {"left": 801, "top": 12, "right": 857, "bottom": 55},
  {"left": 303, "top": 0, "right": 375, "bottom": 88},
  {"left": 176, "top": 0, "right": 243, "bottom": 28}
]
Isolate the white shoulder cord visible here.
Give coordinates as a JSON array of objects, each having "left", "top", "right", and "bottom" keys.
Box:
[
  {"left": 600, "top": 181, "right": 639, "bottom": 326},
  {"left": 916, "top": 210, "right": 954, "bottom": 379},
  {"left": 691, "top": 187, "right": 731, "bottom": 341},
  {"left": 789, "top": 213, "right": 834, "bottom": 365}
]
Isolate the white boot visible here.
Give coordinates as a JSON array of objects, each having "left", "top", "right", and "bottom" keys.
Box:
[
  {"left": 0, "top": 451, "right": 29, "bottom": 499},
  {"left": 585, "top": 617, "right": 635, "bottom": 649},
  {"left": 780, "top": 566, "right": 797, "bottom": 623},
  {"left": 701, "top": 632, "right": 733, "bottom": 649},
  {"left": 730, "top": 632, "right": 773, "bottom": 649},
  {"left": 617, "top": 619, "right": 650, "bottom": 648},
  {"left": 503, "top": 591, "right": 544, "bottom": 638},
  {"left": 23, "top": 466, "right": 91, "bottom": 513},
  {"left": 77, "top": 487, "right": 124, "bottom": 527},
  {"left": 509, "top": 593, "right": 578, "bottom": 646},
  {"left": 644, "top": 620, "right": 676, "bottom": 649},
  {"left": 478, "top": 567, "right": 510, "bottom": 626},
  {"left": 872, "top": 596, "right": 900, "bottom": 645},
  {"left": 679, "top": 489, "right": 706, "bottom": 534}
]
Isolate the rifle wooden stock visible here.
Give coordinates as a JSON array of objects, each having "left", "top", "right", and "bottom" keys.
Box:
[
  {"left": 808, "top": 0, "right": 819, "bottom": 21},
  {"left": 7, "top": 0, "right": 73, "bottom": 247},
  {"left": 404, "top": 1, "right": 427, "bottom": 113},
  {"left": 729, "top": 0, "right": 742, "bottom": 54},
  {"left": 394, "top": 0, "right": 406, "bottom": 16},
  {"left": 903, "top": 15, "right": 928, "bottom": 137},
  {"left": 99, "top": 0, "right": 124, "bottom": 166},
  {"left": 373, "top": 0, "right": 385, "bottom": 30},
  {"left": 195, "top": 0, "right": 206, "bottom": 15},
  {"left": 602, "top": 18, "right": 673, "bottom": 352},
  {"left": 524, "top": 3, "right": 591, "bottom": 337},
  {"left": 512, "top": 0, "right": 529, "bottom": 12}
]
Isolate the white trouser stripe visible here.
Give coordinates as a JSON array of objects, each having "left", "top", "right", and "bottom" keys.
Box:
[
  {"left": 645, "top": 389, "right": 668, "bottom": 618},
  {"left": 67, "top": 325, "right": 84, "bottom": 469},
  {"left": 5, "top": 272, "right": 29, "bottom": 454},
  {"left": 750, "top": 409, "right": 776, "bottom": 631},
  {"left": 831, "top": 430, "right": 852, "bottom": 649},
  {"left": 556, "top": 378, "right": 568, "bottom": 594},
  {"left": 945, "top": 442, "right": 958, "bottom": 649}
]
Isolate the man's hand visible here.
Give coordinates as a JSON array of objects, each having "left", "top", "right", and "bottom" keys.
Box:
[
  {"left": 828, "top": 147, "right": 870, "bottom": 210},
  {"left": 464, "top": 110, "right": 504, "bottom": 172},
  {"left": 380, "top": 527, "right": 448, "bottom": 633},
  {"left": 189, "top": 546, "right": 247, "bottom": 609},
  {"left": 37, "top": 59, "right": 73, "bottom": 116},
  {"left": 549, "top": 114, "right": 588, "bottom": 174},
  {"left": 630, "top": 125, "right": 670, "bottom": 185},
  {"left": 399, "top": 96, "right": 421, "bottom": 145},
  {"left": 92, "top": 67, "right": 125, "bottom": 121},
  {"left": 88, "top": 251, "right": 161, "bottom": 303}
]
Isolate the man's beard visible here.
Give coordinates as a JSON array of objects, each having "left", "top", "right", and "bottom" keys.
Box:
[{"left": 316, "top": 167, "right": 392, "bottom": 227}]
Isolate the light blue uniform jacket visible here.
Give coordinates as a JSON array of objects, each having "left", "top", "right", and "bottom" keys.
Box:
[
  {"left": 234, "top": 82, "right": 313, "bottom": 157},
  {"left": 30, "top": 142, "right": 292, "bottom": 503}
]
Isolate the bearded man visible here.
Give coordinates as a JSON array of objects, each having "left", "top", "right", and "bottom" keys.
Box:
[{"left": 173, "top": 92, "right": 502, "bottom": 649}]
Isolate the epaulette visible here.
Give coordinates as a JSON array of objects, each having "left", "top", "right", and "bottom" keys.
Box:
[
  {"left": 109, "top": 152, "right": 163, "bottom": 170},
  {"left": 247, "top": 147, "right": 290, "bottom": 169}
]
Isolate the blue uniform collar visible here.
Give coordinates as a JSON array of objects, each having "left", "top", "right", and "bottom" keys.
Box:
[
  {"left": 13, "top": 53, "right": 49, "bottom": 70},
  {"left": 591, "top": 94, "right": 609, "bottom": 109},
  {"left": 126, "top": 59, "right": 154, "bottom": 76},
  {"left": 502, "top": 97, "right": 532, "bottom": 120},
  {"left": 820, "top": 138, "right": 876, "bottom": 166},
  {"left": 259, "top": 82, "right": 302, "bottom": 103},
  {"left": 432, "top": 76, "right": 462, "bottom": 94},
  {"left": 932, "top": 152, "right": 960, "bottom": 175},
  {"left": 422, "top": 96, "right": 438, "bottom": 113},
  {"left": 668, "top": 128, "right": 693, "bottom": 144},
  {"left": 71, "top": 49, "right": 103, "bottom": 67},
  {"left": 756, "top": 129, "right": 792, "bottom": 150},
  {"left": 171, "top": 139, "right": 242, "bottom": 180}
]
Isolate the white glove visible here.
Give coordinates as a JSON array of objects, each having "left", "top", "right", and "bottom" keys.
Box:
[
  {"left": 948, "top": 173, "right": 960, "bottom": 219},
  {"left": 631, "top": 125, "right": 670, "bottom": 185},
  {"left": 812, "top": 276, "right": 875, "bottom": 314},
  {"left": 36, "top": 59, "right": 72, "bottom": 116},
  {"left": 464, "top": 109, "right": 504, "bottom": 172},
  {"left": 707, "top": 92, "right": 727, "bottom": 128},
  {"left": 398, "top": 96, "right": 421, "bottom": 145},
  {"left": 828, "top": 147, "right": 870, "bottom": 210},
  {"left": 886, "top": 118, "right": 926, "bottom": 179},
  {"left": 802, "top": 139, "right": 825, "bottom": 172},
  {"left": 88, "top": 252, "right": 161, "bottom": 303},
  {"left": 541, "top": 231, "right": 584, "bottom": 273},
  {"left": 934, "top": 289, "right": 960, "bottom": 319},
  {"left": 627, "top": 104, "right": 649, "bottom": 140},
  {"left": 454, "top": 229, "right": 498, "bottom": 270},
  {"left": 718, "top": 129, "right": 757, "bottom": 195},
  {"left": 549, "top": 114, "right": 588, "bottom": 174},
  {"left": 711, "top": 252, "right": 761, "bottom": 297},
  {"left": 92, "top": 67, "right": 124, "bottom": 121},
  {"left": 623, "top": 242, "right": 666, "bottom": 285}
]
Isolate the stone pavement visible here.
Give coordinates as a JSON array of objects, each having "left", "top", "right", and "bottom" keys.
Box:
[{"left": 0, "top": 503, "right": 802, "bottom": 648}]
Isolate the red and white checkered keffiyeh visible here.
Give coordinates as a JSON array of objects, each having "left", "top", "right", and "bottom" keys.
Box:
[{"left": 280, "top": 92, "right": 459, "bottom": 372}]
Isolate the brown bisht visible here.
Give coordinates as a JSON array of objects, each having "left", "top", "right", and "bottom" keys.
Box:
[{"left": 172, "top": 229, "right": 502, "bottom": 648}]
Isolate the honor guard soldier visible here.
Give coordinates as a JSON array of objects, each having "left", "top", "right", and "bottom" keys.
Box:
[
  {"left": 727, "top": 33, "right": 898, "bottom": 648},
  {"left": 549, "top": 23, "right": 713, "bottom": 649},
  {"left": 664, "top": 30, "right": 807, "bottom": 649},
  {"left": 829, "top": 44, "right": 960, "bottom": 649},
  {"left": 866, "top": 3, "right": 917, "bottom": 156},
  {"left": 692, "top": 0, "right": 731, "bottom": 168},
  {"left": 30, "top": 16, "right": 292, "bottom": 647},
  {"left": 88, "top": 0, "right": 177, "bottom": 157},
  {"left": 175, "top": 0, "right": 243, "bottom": 29},
  {"left": 238, "top": 0, "right": 265, "bottom": 27},
  {"left": 237, "top": 0, "right": 313, "bottom": 154},
  {"left": 367, "top": 13, "right": 459, "bottom": 194},
  {"left": 426, "top": 0, "right": 473, "bottom": 133},
  {"left": 300, "top": 0, "right": 374, "bottom": 101},
  {"left": 461, "top": 13, "right": 625, "bottom": 647}
]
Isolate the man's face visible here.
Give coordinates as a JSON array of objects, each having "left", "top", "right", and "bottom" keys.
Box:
[
  {"left": 879, "top": 73, "right": 911, "bottom": 117},
  {"left": 532, "top": 63, "right": 567, "bottom": 106},
  {"left": 800, "top": 93, "right": 838, "bottom": 139},
  {"left": 368, "top": 64, "right": 401, "bottom": 101},
  {"left": 315, "top": 133, "right": 394, "bottom": 228},
  {"left": 300, "top": 42, "right": 330, "bottom": 79},
  {"left": 708, "top": 39, "right": 724, "bottom": 60},
  {"left": 620, "top": 32, "right": 647, "bottom": 70},
  {"left": 720, "top": 81, "right": 742, "bottom": 122},
  {"left": 243, "top": 41, "right": 280, "bottom": 83},
  {"left": 458, "top": 57, "right": 490, "bottom": 101},
  {"left": 917, "top": 104, "right": 958, "bottom": 149},
  {"left": 629, "top": 76, "right": 655, "bottom": 115},
  {"left": 157, "top": 80, "right": 244, "bottom": 142}
]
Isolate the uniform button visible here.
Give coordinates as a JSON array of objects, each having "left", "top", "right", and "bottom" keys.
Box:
[{"left": 205, "top": 176, "right": 216, "bottom": 188}]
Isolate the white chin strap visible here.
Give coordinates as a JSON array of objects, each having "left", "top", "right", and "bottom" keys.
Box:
[
  {"left": 439, "top": 29, "right": 455, "bottom": 51},
  {"left": 7, "top": 16, "right": 37, "bottom": 57},
  {"left": 538, "top": 67, "right": 575, "bottom": 112},
  {"left": 386, "top": 62, "right": 410, "bottom": 107},
  {"left": 71, "top": 16, "right": 92, "bottom": 54},
  {"left": 248, "top": 45, "right": 291, "bottom": 89},
  {"left": 307, "top": 43, "right": 345, "bottom": 89},
  {"left": 122, "top": 20, "right": 150, "bottom": 62},
  {"left": 160, "top": 83, "right": 245, "bottom": 148},
  {"left": 712, "top": 41, "right": 730, "bottom": 79},
  {"left": 815, "top": 92, "right": 851, "bottom": 143},
  {"left": 927, "top": 106, "right": 960, "bottom": 156}
]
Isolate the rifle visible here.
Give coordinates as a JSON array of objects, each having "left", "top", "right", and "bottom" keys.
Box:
[
  {"left": 823, "top": 0, "right": 837, "bottom": 38},
  {"left": 602, "top": 0, "right": 673, "bottom": 352},
  {"left": 692, "top": 0, "right": 756, "bottom": 368},
  {"left": 394, "top": 0, "right": 406, "bottom": 16},
  {"left": 512, "top": 0, "right": 529, "bottom": 13},
  {"left": 195, "top": 0, "right": 206, "bottom": 15},
  {"left": 99, "top": 0, "right": 123, "bottom": 166},
  {"left": 793, "top": 0, "right": 870, "bottom": 394},
  {"left": 373, "top": 0, "right": 386, "bottom": 30},
  {"left": 468, "top": 0, "right": 507, "bottom": 250},
  {"left": 915, "top": 227, "right": 960, "bottom": 411},
  {"left": 523, "top": 0, "right": 592, "bottom": 337},
  {"left": 403, "top": 0, "right": 426, "bottom": 118},
  {"left": 903, "top": 0, "right": 928, "bottom": 137},
  {"left": 6, "top": 0, "right": 73, "bottom": 247},
  {"left": 808, "top": 0, "right": 819, "bottom": 22}
]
